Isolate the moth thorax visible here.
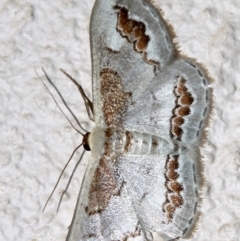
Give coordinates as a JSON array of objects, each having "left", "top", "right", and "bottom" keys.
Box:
[{"left": 88, "top": 126, "right": 106, "bottom": 157}]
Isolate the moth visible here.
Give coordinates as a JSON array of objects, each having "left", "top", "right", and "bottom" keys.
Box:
[{"left": 66, "top": 0, "right": 212, "bottom": 240}]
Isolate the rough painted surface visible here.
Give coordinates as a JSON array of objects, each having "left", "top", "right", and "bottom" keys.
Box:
[{"left": 0, "top": 0, "right": 239, "bottom": 241}]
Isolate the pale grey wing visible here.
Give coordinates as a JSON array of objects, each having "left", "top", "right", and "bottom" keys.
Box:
[
  {"left": 90, "top": 0, "right": 175, "bottom": 126},
  {"left": 123, "top": 59, "right": 212, "bottom": 146},
  {"left": 66, "top": 154, "right": 147, "bottom": 241},
  {"left": 116, "top": 148, "right": 202, "bottom": 241},
  {"left": 67, "top": 149, "right": 202, "bottom": 241}
]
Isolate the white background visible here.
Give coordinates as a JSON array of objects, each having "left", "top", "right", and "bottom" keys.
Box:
[{"left": 1, "top": 0, "right": 239, "bottom": 240}]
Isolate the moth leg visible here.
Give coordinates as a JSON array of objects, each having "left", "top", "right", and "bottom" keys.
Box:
[{"left": 60, "top": 68, "right": 94, "bottom": 122}]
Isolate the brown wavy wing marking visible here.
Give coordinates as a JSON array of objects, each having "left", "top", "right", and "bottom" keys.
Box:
[
  {"left": 170, "top": 76, "right": 194, "bottom": 140},
  {"left": 115, "top": 6, "right": 158, "bottom": 65},
  {"left": 87, "top": 158, "right": 119, "bottom": 215},
  {"left": 86, "top": 69, "right": 131, "bottom": 215},
  {"left": 163, "top": 155, "right": 183, "bottom": 221},
  {"left": 122, "top": 222, "right": 142, "bottom": 241},
  {"left": 100, "top": 68, "right": 132, "bottom": 127},
  {"left": 124, "top": 130, "right": 133, "bottom": 152}
]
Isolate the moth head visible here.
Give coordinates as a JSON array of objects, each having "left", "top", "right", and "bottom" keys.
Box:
[{"left": 82, "top": 132, "right": 91, "bottom": 151}]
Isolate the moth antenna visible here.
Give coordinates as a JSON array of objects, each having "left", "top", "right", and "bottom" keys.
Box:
[
  {"left": 57, "top": 149, "right": 85, "bottom": 212},
  {"left": 42, "top": 68, "right": 88, "bottom": 133},
  {"left": 42, "top": 143, "right": 83, "bottom": 212},
  {"left": 34, "top": 68, "right": 85, "bottom": 136},
  {"left": 60, "top": 68, "right": 94, "bottom": 122}
]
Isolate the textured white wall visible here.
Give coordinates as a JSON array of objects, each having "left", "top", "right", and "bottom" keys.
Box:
[{"left": 0, "top": 0, "right": 239, "bottom": 241}]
